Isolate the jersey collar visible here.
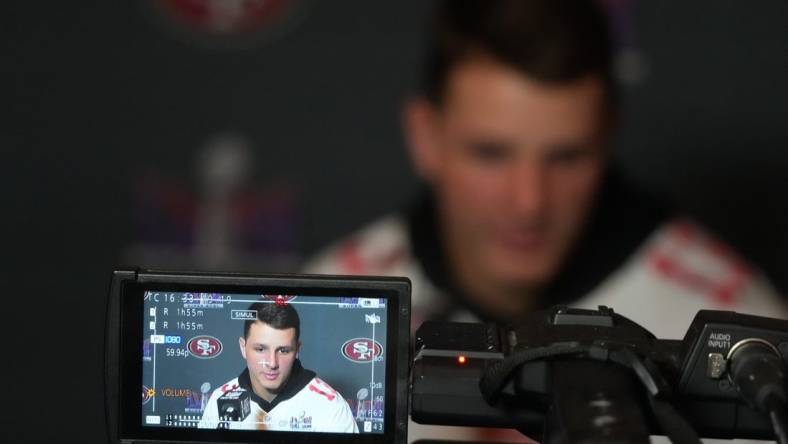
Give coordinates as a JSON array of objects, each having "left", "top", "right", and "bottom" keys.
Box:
[
  {"left": 406, "top": 169, "right": 670, "bottom": 323},
  {"left": 238, "top": 359, "right": 317, "bottom": 411}
]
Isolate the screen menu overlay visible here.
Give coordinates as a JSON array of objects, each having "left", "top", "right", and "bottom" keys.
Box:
[{"left": 141, "top": 291, "right": 387, "bottom": 434}]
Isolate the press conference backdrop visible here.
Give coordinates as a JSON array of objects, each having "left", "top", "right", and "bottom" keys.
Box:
[{"left": 2, "top": 1, "right": 788, "bottom": 443}]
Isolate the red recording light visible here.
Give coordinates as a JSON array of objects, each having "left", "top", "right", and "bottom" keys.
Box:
[{"left": 457, "top": 355, "right": 467, "bottom": 365}]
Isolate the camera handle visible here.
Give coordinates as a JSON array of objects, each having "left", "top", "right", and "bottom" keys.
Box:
[
  {"left": 543, "top": 359, "right": 650, "bottom": 443},
  {"left": 481, "top": 343, "right": 701, "bottom": 444}
]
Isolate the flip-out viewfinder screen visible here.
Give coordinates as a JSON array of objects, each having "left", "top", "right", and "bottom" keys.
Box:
[{"left": 141, "top": 291, "right": 388, "bottom": 434}]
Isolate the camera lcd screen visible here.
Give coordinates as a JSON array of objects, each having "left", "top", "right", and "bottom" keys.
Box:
[
  {"left": 107, "top": 271, "right": 408, "bottom": 444},
  {"left": 140, "top": 291, "right": 388, "bottom": 434}
]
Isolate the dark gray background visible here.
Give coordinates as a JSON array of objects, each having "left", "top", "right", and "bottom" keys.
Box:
[{"left": 2, "top": 1, "right": 788, "bottom": 443}]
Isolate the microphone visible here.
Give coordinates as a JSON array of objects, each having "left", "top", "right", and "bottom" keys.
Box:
[{"left": 217, "top": 389, "right": 251, "bottom": 422}]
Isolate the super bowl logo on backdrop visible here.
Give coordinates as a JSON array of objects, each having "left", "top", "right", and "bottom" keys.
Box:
[
  {"left": 185, "top": 382, "right": 212, "bottom": 413},
  {"left": 341, "top": 338, "right": 383, "bottom": 363},
  {"left": 187, "top": 335, "right": 223, "bottom": 359}
]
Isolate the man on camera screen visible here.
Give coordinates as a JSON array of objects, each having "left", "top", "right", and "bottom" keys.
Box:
[{"left": 198, "top": 302, "right": 358, "bottom": 432}]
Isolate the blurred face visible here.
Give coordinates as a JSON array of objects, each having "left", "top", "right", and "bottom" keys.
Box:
[
  {"left": 239, "top": 322, "right": 300, "bottom": 402},
  {"left": 407, "top": 57, "right": 609, "bottom": 292}
]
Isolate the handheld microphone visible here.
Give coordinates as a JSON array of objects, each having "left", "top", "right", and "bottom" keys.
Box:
[{"left": 217, "top": 389, "right": 252, "bottom": 422}]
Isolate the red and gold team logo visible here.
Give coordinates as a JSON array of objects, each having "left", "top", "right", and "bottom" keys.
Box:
[
  {"left": 263, "top": 294, "right": 297, "bottom": 305},
  {"left": 148, "top": 0, "right": 305, "bottom": 48},
  {"left": 187, "top": 335, "right": 223, "bottom": 359},
  {"left": 341, "top": 338, "right": 383, "bottom": 363}
]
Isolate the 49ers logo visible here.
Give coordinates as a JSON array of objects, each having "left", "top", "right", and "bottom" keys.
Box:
[
  {"left": 263, "top": 294, "right": 297, "bottom": 305},
  {"left": 187, "top": 335, "right": 223, "bottom": 359},
  {"left": 341, "top": 338, "right": 383, "bottom": 363},
  {"left": 155, "top": 0, "right": 296, "bottom": 37}
]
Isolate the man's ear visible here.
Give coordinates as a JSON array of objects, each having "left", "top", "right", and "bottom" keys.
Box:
[
  {"left": 403, "top": 97, "right": 442, "bottom": 182},
  {"left": 296, "top": 341, "right": 301, "bottom": 358},
  {"left": 239, "top": 337, "right": 247, "bottom": 360}
]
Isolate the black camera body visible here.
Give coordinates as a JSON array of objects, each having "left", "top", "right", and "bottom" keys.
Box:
[
  {"left": 412, "top": 306, "right": 788, "bottom": 442},
  {"left": 105, "top": 269, "right": 787, "bottom": 443}
]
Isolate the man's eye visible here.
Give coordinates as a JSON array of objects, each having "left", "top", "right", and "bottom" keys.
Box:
[
  {"left": 278, "top": 348, "right": 292, "bottom": 355},
  {"left": 254, "top": 347, "right": 266, "bottom": 352},
  {"left": 465, "top": 142, "right": 510, "bottom": 163},
  {"left": 546, "top": 146, "right": 590, "bottom": 165}
]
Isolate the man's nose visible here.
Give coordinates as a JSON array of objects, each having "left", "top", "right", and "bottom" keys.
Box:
[
  {"left": 263, "top": 350, "right": 279, "bottom": 369},
  {"left": 509, "top": 161, "right": 547, "bottom": 217}
]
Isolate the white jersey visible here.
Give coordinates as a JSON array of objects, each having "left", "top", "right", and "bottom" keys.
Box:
[
  {"left": 304, "top": 213, "right": 787, "bottom": 443},
  {"left": 305, "top": 215, "right": 786, "bottom": 337},
  {"left": 198, "top": 369, "right": 358, "bottom": 433}
]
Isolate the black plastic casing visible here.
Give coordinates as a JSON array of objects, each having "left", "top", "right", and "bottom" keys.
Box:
[
  {"left": 411, "top": 307, "right": 788, "bottom": 441},
  {"left": 105, "top": 269, "right": 411, "bottom": 444},
  {"left": 676, "top": 310, "right": 788, "bottom": 439}
]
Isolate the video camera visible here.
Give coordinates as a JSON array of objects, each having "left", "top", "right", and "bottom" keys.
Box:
[
  {"left": 105, "top": 269, "right": 788, "bottom": 444},
  {"left": 412, "top": 305, "right": 788, "bottom": 443}
]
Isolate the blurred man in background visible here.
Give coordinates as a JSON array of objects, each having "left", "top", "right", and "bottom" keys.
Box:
[
  {"left": 307, "top": 0, "right": 783, "bottom": 338},
  {"left": 304, "top": 1, "right": 786, "bottom": 441},
  {"left": 305, "top": 0, "right": 785, "bottom": 345}
]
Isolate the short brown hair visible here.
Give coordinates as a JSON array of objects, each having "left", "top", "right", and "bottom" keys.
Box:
[
  {"left": 422, "top": 0, "right": 615, "bottom": 105},
  {"left": 243, "top": 302, "right": 300, "bottom": 341}
]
